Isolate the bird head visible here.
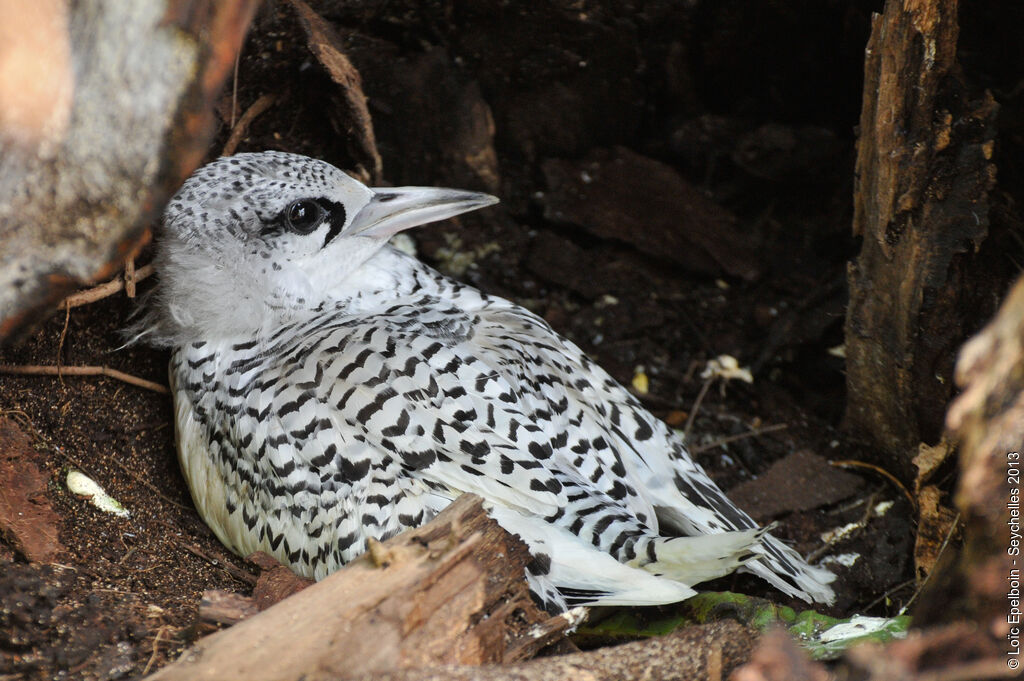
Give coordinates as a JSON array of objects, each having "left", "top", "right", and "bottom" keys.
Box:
[{"left": 135, "top": 151, "right": 497, "bottom": 345}]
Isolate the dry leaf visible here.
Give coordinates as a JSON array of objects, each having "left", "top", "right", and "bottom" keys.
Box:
[
  {"left": 914, "top": 485, "right": 958, "bottom": 579},
  {"left": 912, "top": 439, "right": 953, "bottom": 495}
]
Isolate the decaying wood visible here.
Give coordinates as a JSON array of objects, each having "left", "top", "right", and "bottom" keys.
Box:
[
  {"left": 844, "top": 0, "right": 998, "bottom": 477},
  {"left": 0, "top": 417, "right": 65, "bottom": 563},
  {"left": 246, "top": 550, "right": 316, "bottom": 610},
  {"left": 146, "top": 495, "right": 564, "bottom": 681},
  {"left": 732, "top": 629, "right": 828, "bottom": 681},
  {"left": 345, "top": 620, "right": 755, "bottom": 681},
  {"left": 917, "top": 275, "right": 1024, "bottom": 636},
  {"left": 198, "top": 589, "right": 259, "bottom": 628},
  {"left": 198, "top": 552, "right": 316, "bottom": 630}
]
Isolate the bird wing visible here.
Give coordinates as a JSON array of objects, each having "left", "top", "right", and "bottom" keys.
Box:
[
  {"left": 420, "top": 300, "right": 836, "bottom": 605},
  {"left": 241, "top": 305, "right": 574, "bottom": 522},
  {"left": 222, "top": 292, "right": 831, "bottom": 603},
  {"left": 253, "top": 298, "right": 669, "bottom": 527}
]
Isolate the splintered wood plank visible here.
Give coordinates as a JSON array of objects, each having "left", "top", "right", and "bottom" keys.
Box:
[{"left": 146, "top": 495, "right": 562, "bottom": 681}]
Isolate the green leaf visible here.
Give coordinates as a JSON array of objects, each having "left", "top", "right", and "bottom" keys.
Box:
[{"left": 573, "top": 591, "right": 910, "bottom": 660}]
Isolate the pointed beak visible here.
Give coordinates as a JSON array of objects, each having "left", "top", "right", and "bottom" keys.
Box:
[{"left": 346, "top": 186, "right": 499, "bottom": 239}]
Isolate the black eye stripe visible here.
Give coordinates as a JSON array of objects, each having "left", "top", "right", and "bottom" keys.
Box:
[
  {"left": 319, "top": 200, "right": 347, "bottom": 244},
  {"left": 262, "top": 199, "right": 346, "bottom": 241}
]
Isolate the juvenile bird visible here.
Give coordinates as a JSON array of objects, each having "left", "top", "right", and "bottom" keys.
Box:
[{"left": 135, "top": 151, "right": 834, "bottom": 612}]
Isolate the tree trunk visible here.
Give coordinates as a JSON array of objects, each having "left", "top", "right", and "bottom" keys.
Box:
[{"left": 844, "top": 0, "right": 997, "bottom": 479}]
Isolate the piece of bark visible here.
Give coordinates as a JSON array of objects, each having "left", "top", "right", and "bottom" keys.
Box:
[
  {"left": 288, "top": 0, "right": 382, "bottom": 184},
  {"left": 345, "top": 620, "right": 755, "bottom": 681},
  {"left": 0, "top": 0, "right": 258, "bottom": 341},
  {"left": 843, "top": 0, "right": 998, "bottom": 478},
  {"left": 247, "top": 551, "right": 315, "bottom": 610},
  {"left": 917, "top": 274, "right": 1024, "bottom": 635},
  {"left": 198, "top": 553, "right": 315, "bottom": 630},
  {"left": 542, "top": 146, "right": 760, "bottom": 281},
  {"left": 731, "top": 629, "right": 828, "bottom": 681},
  {"left": 199, "top": 589, "right": 259, "bottom": 628},
  {"left": 145, "top": 495, "right": 560, "bottom": 681},
  {"left": 727, "top": 449, "right": 863, "bottom": 522},
  {"left": 0, "top": 417, "right": 64, "bottom": 562},
  {"left": 525, "top": 230, "right": 674, "bottom": 301}
]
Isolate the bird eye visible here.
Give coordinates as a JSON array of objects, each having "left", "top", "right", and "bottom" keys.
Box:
[{"left": 284, "top": 200, "right": 324, "bottom": 234}]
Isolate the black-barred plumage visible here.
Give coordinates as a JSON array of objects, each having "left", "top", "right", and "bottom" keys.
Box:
[{"left": 136, "top": 151, "right": 834, "bottom": 613}]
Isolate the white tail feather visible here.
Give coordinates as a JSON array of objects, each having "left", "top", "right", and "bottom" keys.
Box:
[
  {"left": 634, "top": 528, "right": 764, "bottom": 583},
  {"left": 488, "top": 505, "right": 696, "bottom": 609}
]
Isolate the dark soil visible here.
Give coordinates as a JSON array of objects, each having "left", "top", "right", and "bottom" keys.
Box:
[{"left": 4, "top": 1, "right": 1022, "bottom": 678}]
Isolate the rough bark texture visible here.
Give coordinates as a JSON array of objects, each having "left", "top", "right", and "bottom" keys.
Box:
[
  {"left": 145, "top": 495, "right": 562, "bottom": 681},
  {"left": 844, "top": 0, "right": 998, "bottom": 478},
  {"left": 342, "top": 621, "right": 755, "bottom": 681},
  {"left": 923, "top": 275, "right": 1024, "bottom": 639},
  {"left": 0, "top": 0, "right": 258, "bottom": 342}
]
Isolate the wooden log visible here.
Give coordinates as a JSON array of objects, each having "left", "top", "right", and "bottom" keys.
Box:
[
  {"left": 844, "top": 0, "right": 998, "bottom": 478},
  {"left": 344, "top": 620, "right": 755, "bottom": 681},
  {"left": 0, "top": 0, "right": 259, "bottom": 340},
  {"left": 145, "top": 495, "right": 565, "bottom": 681}
]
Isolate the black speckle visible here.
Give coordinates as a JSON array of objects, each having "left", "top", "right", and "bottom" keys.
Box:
[
  {"left": 340, "top": 457, "right": 370, "bottom": 482},
  {"left": 527, "top": 552, "right": 551, "bottom": 576}
]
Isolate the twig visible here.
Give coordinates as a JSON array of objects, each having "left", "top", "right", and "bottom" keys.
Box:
[
  {"left": 124, "top": 257, "right": 137, "bottom": 298},
  {"left": 231, "top": 47, "right": 241, "bottom": 129},
  {"left": 806, "top": 491, "right": 879, "bottom": 564},
  {"left": 222, "top": 92, "right": 277, "bottom": 156},
  {"left": 58, "top": 264, "right": 155, "bottom": 309},
  {"left": 827, "top": 496, "right": 870, "bottom": 515},
  {"left": 179, "top": 541, "right": 258, "bottom": 586},
  {"left": 690, "top": 423, "right": 788, "bottom": 454},
  {"left": 0, "top": 364, "right": 169, "bottom": 394},
  {"left": 683, "top": 376, "right": 715, "bottom": 442},
  {"left": 56, "top": 304, "right": 71, "bottom": 386},
  {"left": 142, "top": 625, "right": 168, "bottom": 676},
  {"left": 707, "top": 642, "right": 723, "bottom": 681},
  {"left": 830, "top": 459, "right": 916, "bottom": 508},
  {"left": 861, "top": 577, "right": 916, "bottom": 613}
]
